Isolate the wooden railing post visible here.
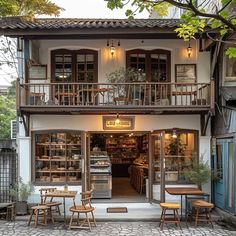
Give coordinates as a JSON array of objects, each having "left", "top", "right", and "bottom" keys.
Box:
[
  {"left": 16, "top": 80, "right": 20, "bottom": 110},
  {"left": 210, "top": 80, "right": 215, "bottom": 115}
]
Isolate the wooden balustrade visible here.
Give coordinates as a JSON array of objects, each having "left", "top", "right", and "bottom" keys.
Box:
[{"left": 18, "top": 82, "right": 211, "bottom": 108}]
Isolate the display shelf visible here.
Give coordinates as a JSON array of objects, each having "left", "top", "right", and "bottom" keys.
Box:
[
  {"left": 90, "top": 151, "right": 112, "bottom": 198},
  {"left": 34, "top": 131, "right": 83, "bottom": 184},
  {"left": 90, "top": 151, "right": 111, "bottom": 174}
]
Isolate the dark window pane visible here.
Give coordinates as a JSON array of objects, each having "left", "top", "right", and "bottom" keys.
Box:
[
  {"left": 87, "top": 63, "right": 94, "bottom": 70},
  {"left": 77, "top": 64, "right": 85, "bottom": 71}
]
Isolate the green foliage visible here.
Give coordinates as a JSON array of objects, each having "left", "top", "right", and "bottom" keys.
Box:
[
  {"left": 10, "top": 176, "right": 35, "bottom": 202},
  {"left": 106, "top": 67, "right": 145, "bottom": 83},
  {"left": 0, "top": 0, "right": 63, "bottom": 18},
  {"left": 105, "top": 0, "right": 236, "bottom": 58},
  {"left": 184, "top": 154, "right": 211, "bottom": 189},
  {"left": 226, "top": 47, "right": 236, "bottom": 58},
  {"left": 167, "top": 137, "right": 186, "bottom": 156},
  {"left": 0, "top": 82, "right": 16, "bottom": 139},
  {"left": 152, "top": 2, "right": 171, "bottom": 17}
]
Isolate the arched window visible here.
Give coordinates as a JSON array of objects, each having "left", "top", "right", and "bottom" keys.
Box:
[
  {"left": 51, "top": 49, "right": 98, "bottom": 83},
  {"left": 126, "top": 49, "right": 171, "bottom": 82}
]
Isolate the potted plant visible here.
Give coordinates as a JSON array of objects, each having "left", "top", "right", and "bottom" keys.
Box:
[
  {"left": 10, "top": 177, "right": 35, "bottom": 215},
  {"left": 106, "top": 67, "right": 145, "bottom": 102},
  {"left": 184, "top": 154, "right": 211, "bottom": 190}
]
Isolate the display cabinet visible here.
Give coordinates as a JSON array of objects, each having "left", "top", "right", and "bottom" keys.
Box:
[
  {"left": 90, "top": 151, "right": 112, "bottom": 198},
  {"left": 90, "top": 151, "right": 111, "bottom": 174},
  {"left": 34, "top": 131, "right": 83, "bottom": 184},
  {"left": 106, "top": 136, "right": 138, "bottom": 164}
]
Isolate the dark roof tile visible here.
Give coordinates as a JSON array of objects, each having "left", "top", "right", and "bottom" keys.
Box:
[{"left": 0, "top": 17, "right": 180, "bottom": 30}]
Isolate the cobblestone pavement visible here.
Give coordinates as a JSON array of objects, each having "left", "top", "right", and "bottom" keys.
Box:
[{"left": 0, "top": 221, "right": 236, "bottom": 236}]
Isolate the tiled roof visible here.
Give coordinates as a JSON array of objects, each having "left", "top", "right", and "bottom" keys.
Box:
[{"left": 0, "top": 17, "right": 180, "bottom": 30}]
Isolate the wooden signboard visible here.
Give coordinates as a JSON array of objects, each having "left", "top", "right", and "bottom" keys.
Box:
[
  {"left": 28, "top": 65, "right": 47, "bottom": 80},
  {"left": 103, "top": 116, "right": 135, "bottom": 130}
]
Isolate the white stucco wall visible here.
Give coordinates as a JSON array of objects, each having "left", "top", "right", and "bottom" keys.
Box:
[
  {"left": 31, "top": 38, "right": 210, "bottom": 84},
  {"left": 30, "top": 114, "right": 202, "bottom": 132}
]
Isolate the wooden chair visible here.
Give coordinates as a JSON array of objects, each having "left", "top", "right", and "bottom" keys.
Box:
[
  {"left": 159, "top": 202, "right": 182, "bottom": 230},
  {"left": 190, "top": 200, "right": 214, "bottom": 227},
  {"left": 68, "top": 189, "right": 96, "bottom": 231},
  {"left": 0, "top": 202, "right": 16, "bottom": 221},
  {"left": 28, "top": 205, "right": 54, "bottom": 227},
  {"left": 39, "top": 188, "right": 62, "bottom": 216}
]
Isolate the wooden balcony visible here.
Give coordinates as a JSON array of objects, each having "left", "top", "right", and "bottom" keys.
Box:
[{"left": 17, "top": 81, "right": 214, "bottom": 115}]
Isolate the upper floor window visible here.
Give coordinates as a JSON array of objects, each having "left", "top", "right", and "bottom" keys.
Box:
[
  {"left": 225, "top": 47, "right": 236, "bottom": 84},
  {"left": 126, "top": 49, "right": 171, "bottom": 82},
  {"left": 51, "top": 49, "right": 98, "bottom": 83}
]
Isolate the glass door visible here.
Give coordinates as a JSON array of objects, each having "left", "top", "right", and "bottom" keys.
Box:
[
  {"left": 226, "top": 140, "right": 234, "bottom": 213},
  {"left": 150, "top": 131, "right": 165, "bottom": 203},
  {"left": 82, "top": 132, "right": 90, "bottom": 191},
  {"left": 214, "top": 138, "right": 235, "bottom": 213}
]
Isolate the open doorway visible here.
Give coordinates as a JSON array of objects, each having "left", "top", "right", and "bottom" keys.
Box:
[{"left": 89, "top": 132, "right": 149, "bottom": 202}]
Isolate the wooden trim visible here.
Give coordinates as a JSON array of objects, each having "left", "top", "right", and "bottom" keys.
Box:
[
  {"left": 51, "top": 49, "right": 98, "bottom": 83},
  {"left": 126, "top": 49, "right": 171, "bottom": 82},
  {"left": 175, "top": 64, "right": 197, "bottom": 83},
  {"left": 31, "top": 130, "right": 84, "bottom": 185}
]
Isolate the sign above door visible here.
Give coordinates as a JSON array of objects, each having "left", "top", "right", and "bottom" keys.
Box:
[{"left": 103, "top": 116, "right": 135, "bottom": 130}]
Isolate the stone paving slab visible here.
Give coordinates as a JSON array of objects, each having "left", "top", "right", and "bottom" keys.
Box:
[{"left": 0, "top": 221, "right": 236, "bottom": 236}]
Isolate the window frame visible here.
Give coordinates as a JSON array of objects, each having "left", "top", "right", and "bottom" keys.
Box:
[
  {"left": 223, "top": 46, "right": 236, "bottom": 86},
  {"left": 126, "top": 49, "right": 171, "bottom": 82},
  {"left": 32, "top": 130, "right": 84, "bottom": 185},
  {"left": 51, "top": 49, "right": 98, "bottom": 83}
]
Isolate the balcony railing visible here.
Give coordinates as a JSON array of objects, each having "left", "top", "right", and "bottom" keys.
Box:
[{"left": 17, "top": 82, "right": 213, "bottom": 113}]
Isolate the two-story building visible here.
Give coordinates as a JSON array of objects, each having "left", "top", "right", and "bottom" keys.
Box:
[{"left": 0, "top": 17, "right": 214, "bottom": 204}]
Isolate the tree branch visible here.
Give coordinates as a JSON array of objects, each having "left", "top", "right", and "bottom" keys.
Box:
[{"left": 187, "top": 0, "right": 236, "bottom": 32}]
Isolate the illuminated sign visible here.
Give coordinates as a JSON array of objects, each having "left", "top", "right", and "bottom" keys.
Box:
[{"left": 103, "top": 116, "right": 135, "bottom": 130}]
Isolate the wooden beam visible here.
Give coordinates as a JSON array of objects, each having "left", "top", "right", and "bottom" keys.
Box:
[
  {"left": 21, "top": 114, "right": 29, "bottom": 136},
  {"left": 200, "top": 112, "right": 211, "bottom": 136}
]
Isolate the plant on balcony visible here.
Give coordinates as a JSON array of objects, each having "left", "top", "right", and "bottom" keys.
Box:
[
  {"left": 184, "top": 154, "right": 211, "bottom": 190},
  {"left": 106, "top": 67, "right": 145, "bottom": 83},
  {"left": 10, "top": 177, "right": 35, "bottom": 215},
  {"left": 106, "top": 67, "right": 145, "bottom": 101}
]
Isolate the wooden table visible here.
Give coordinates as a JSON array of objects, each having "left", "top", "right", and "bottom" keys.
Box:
[
  {"left": 45, "top": 190, "right": 77, "bottom": 227},
  {"left": 78, "top": 88, "right": 113, "bottom": 105},
  {"left": 165, "top": 187, "right": 207, "bottom": 219},
  {"left": 56, "top": 92, "right": 77, "bottom": 105}
]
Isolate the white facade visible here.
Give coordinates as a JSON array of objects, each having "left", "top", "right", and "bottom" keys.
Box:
[{"left": 18, "top": 36, "right": 212, "bottom": 205}]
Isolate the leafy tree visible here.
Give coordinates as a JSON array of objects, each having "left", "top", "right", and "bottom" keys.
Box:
[
  {"left": 106, "top": 0, "right": 236, "bottom": 57},
  {"left": 0, "top": 0, "right": 63, "bottom": 18},
  {"left": 0, "top": 81, "right": 16, "bottom": 139},
  {"left": 184, "top": 154, "right": 211, "bottom": 190}
]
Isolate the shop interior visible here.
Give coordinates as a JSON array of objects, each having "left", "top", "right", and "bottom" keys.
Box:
[
  {"left": 89, "top": 130, "right": 197, "bottom": 202},
  {"left": 90, "top": 132, "right": 149, "bottom": 202}
]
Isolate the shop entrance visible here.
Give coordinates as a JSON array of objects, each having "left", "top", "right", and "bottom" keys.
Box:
[{"left": 89, "top": 132, "right": 149, "bottom": 202}]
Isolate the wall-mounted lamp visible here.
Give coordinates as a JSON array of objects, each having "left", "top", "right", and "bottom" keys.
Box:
[
  {"left": 187, "top": 41, "right": 192, "bottom": 58},
  {"left": 107, "top": 40, "right": 120, "bottom": 58},
  {"left": 172, "top": 129, "right": 177, "bottom": 139},
  {"left": 115, "top": 113, "right": 121, "bottom": 125}
]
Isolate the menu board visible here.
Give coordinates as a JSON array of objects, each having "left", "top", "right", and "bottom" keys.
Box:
[{"left": 28, "top": 65, "right": 47, "bottom": 80}]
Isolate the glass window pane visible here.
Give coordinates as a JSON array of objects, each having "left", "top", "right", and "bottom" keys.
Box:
[
  {"left": 86, "top": 54, "right": 94, "bottom": 62},
  {"left": 34, "top": 131, "right": 82, "bottom": 184},
  {"left": 77, "top": 54, "right": 85, "bottom": 62},
  {"left": 87, "top": 63, "right": 94, "bottom": 70},
  {"left": 226, "top": 56, "right": 236, "bottom": 78},
  {"left": 164, "top": 131, "right": 196, "bottom": 183},
  {"left": 77, "top": 64, "right": 85, "bottom": 71},
  {"left": 130, "top": 54, "right": 137, "bottom": 63}
]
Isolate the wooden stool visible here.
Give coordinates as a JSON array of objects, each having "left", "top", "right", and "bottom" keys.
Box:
[
  {"left": 28, "top": 205, "right": 54, "bottom": 227},
  {"left": 6, "top": 203, "right": 16, "bottom": 221},
  {"left": 190, "top": 200, "right": 214, "bottom": 227},
  {"left": 159, "top": 202, "right": 181, "bottom": 230}
]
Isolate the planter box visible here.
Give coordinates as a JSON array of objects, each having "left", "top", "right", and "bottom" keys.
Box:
[{"left": 16, "top": 201, "right": 28, "bottom": 215}]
